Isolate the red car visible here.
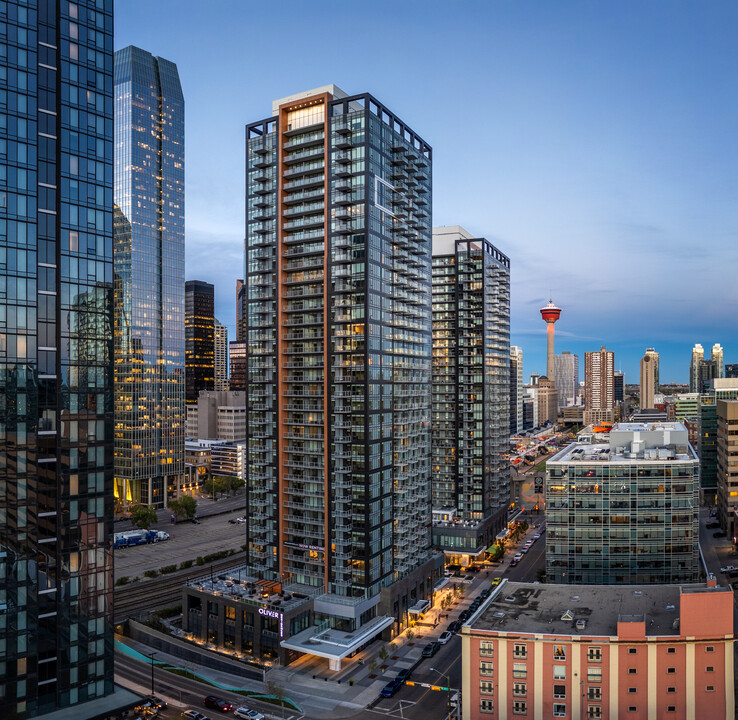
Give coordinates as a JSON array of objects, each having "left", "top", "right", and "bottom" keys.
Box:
[{"left": 204, "top": 697, "right": 233, "bottom": 712}]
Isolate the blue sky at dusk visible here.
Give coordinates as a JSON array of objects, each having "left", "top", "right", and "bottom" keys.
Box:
[{"left": 116, "top": 1, "right": 738, "bottom": 384}]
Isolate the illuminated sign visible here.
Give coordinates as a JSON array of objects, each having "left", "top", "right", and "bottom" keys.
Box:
[{"left": 259, "top": 606, "right": 284, "bottom": 637}]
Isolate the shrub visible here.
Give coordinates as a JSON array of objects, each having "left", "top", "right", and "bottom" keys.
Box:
[
  {"left": 144, "top": 569, "right": 158, "bottom": 578},
  {"left": 195, "top": 556, "right": 205, "bottom": 566},
  {"left": 160, "top": 564, "right": 177, "bottom": 574},
  {"left": 115, "top": 576, "right": 129, "bottom": 586},
  {"left": 179, "top": 559, "right": 193, "bottom": 569}
]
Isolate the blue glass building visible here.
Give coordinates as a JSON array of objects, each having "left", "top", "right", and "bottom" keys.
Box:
[
  {"left": 0, "top": 1, "right": 132, "bottom": 716},
  {"left": 113, "top": 46, "right": 184, "bottom": 509}
]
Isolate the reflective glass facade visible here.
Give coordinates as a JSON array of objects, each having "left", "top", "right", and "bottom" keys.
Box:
[
  {"left": 431, "top": 236, "right": 510, "bottom": 553},
  {"left": 113, "top": 46, "right": 184, "bottom": 508},
  {"left": 0, "top": 0, "right": 115, "bottom": 715},
  {"left": 185, "top": 279, "right": 214, "bottom": 402},
  {"left": 244, "top": 88, "right": 433, "bottom": 602}
]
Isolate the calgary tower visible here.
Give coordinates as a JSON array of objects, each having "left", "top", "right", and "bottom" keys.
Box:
[{"left": 540, "top": 299, "right": 562, "bottom": 379}]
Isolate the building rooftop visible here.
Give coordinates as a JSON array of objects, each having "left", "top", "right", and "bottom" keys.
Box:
[
  {"left": 432, "top": 225, "right": 476, "bottom": 255},
  {"left": 469, "top": 581, "right": 720, "bottom": 637},
  {"left": 550, "top": 421, "right": 697, "bottom": 464}
]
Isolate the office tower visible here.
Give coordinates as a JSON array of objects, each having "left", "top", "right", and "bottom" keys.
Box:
[
  {"left": 431, "top": 227, "right": 511, "bottom": 563},
  {"left": 640, "top": 349, "right": 656, "bottom": 409},
  {"left": 185, "top": 280, "right": 215, "bottom": 403},
  {"left": 536, "top": 377, "right": 558, "bottom": 425},
  {"left": 529, "top": 373, "right": 539, "bottom": 386},
  {"left": 725, "top": 364, "right": 738, "bottom": 379},
  {"left": 228, "top": 340, "right": 246, "bottom": 391},
  {"left": 644, "top": 347, "right": 659, "bottom": 391},
  {"left": 244, "top": 85, "right": 441, "bottom": 654},
  {"left": 235, "top": 278, "right": 246, "bottom": 342},
  {"left": 584, "top": 346, "right": 615, "bottom": 425},
  {"left": 547, "top": 422, "right": 700, "bottom": 584},
  {"left": 463, "top": 580, "right": 733, "bottom": 720},
  {"left": 717, "top": 400, "right": 738, "bottom": 538},
  {"left": 214, "top": 318, "right": 228, "bottom": 390},
  {"left": 690, "top": 343, "right": 704, "bottom": 392},
  {"left": 187, "top": 390, "right": 246, "bottom": 441},
  {"left": 613, "top": 370, "right": 624, "bottom": 404},
  {"left": 712, "top": 343, "right": 724, "bottom": 379},
  {"left": 522, "top": 396, "right": 535, "bottom": 430},
  {"left": 539, "top": 299, "right": 561, "bottom": 379},
  {"left": 114, "top": 47, "right": 185, "bottom": 508},
  {"left": 510, "top": 346, "right": 524, "bottom": 434},
  {"left": 554, "top": 351, "right": 578, "bottom": 408},
  {"left": 0, "top": 2, "right": 130, "bottom": 717}
]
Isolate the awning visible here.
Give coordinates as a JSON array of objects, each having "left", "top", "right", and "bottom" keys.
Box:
[{"left": 408, "top": 599, "right": 431, "bottom": 615}]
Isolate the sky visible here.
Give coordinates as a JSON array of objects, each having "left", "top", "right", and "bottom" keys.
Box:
[{"left": 116, "top": 0, "right": 738, "bottom": 384}]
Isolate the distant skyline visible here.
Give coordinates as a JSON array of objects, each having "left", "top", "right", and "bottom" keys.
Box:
[{"left": 116, "top": 1, "right": 738, "bottom": 383}]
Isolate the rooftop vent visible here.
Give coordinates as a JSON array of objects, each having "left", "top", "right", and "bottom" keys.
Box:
[
  {"left": 576, "top": 619, "right": 587, "bottom": 630},
  {"left": 633, "top": 590, "right": 643, "bottom": 596},
  {"left": 493, "top": 611, "right": 505, "bottom": 618},
  {"left": 561, "top": 609, "right": 574, "bottom": 621},
  {"left": 665, "top": 604, "right": 676, "bottom": 611}
]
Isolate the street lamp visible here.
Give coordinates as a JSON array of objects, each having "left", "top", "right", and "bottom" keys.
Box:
[
  {"left": 147, "top": 651, "right": 156, "bottom": 697},
  {"left": 430, "top": 666, "right": 452, "bottom": 715}
]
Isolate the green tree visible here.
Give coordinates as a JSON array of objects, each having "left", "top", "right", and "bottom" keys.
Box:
[
  {"left": 169, "top": 495, "right": 197, "bottom": 520},
  {"left": 129, "top": 504, "right": 157, "bottom": 529},
  {"left": 405, "top": 628, "right": 415, "bottom": 641},
  {"left": 229, "top": 475, "right": 245, "bottom": 493},
  {"left": 378, "top": 645, "right": 389, "bottom": 663}
]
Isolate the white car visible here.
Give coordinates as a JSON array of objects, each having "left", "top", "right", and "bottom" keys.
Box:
[
  {"left": 437, "top": 631, "right": 453, "bottom": 645},
  {"left": 720, "top": 565, "right": 735, "bottom": 573},
  {"left": 234, "top": 708, "right": 264, "bottom": 720},
  {"left": 181, "top": 712, "right": 209, "bottom": 720}
]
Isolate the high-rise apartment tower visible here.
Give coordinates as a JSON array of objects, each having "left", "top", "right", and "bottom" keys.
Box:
[
  {"left": 584, "top": 346, "right": 615, "bottom": 425},
  {"left": 431, "top": 226, "right": 510, "bottom": 563},
  {"left": 510, "top": 346, "right": 524, "bottom": 434},
  {"left": 554, "top": 351, "right": 579, "bottom": 408},
  {"left": 243, "top": 86, "right": 441, "bottom": 642},
  {"left": 0, "top": 2, "right": 130, "bottom": 717},
  {"left": 114, "top": 47, "right": 185, "bottom": 508},
  {"left": 640, "top": 348, "right": 658, "bottom": 409},
  {"left": 214, "top": 318, "right": 228, "bottom": 390}
]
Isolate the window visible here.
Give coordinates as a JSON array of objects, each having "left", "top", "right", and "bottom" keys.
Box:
[
  {"left": 628, "top": 688, "right": 637, "bottom": 694},
  {"left": 553, "top": 644, "right": 566, "bottom": 660},
  {"left": 667, "top": 647, "right": 676, "bottom": 654},
  {"left": 588, "top": 646, "right": 602, "bottom": 662},
  {"left": 554, "top": 665, "right": 566, "bottom": 681},
  {"left": 513, "top": 701, "right": 527, "bottom": 715},
  {"left": 513, "top": 662, "right": 527, "bottom": 679},
  {"left": 480, "top": 680, "right": 494, "bottom": 695},
  {"left": 480, "top": 661, "right": 494, "bottom": 676},
  {"left": 513, "top": 682, "right": 526, "bottom": 697},
  {"left": 706, "top": 666, "right": 714, "bottom": 673},
  {"left": 705, "top": 646, "right": 714, "bottom": 653},
  {"left": 480, "top": 699, "right": 494, "bottom": 714},
  {"left": 628, "top": 648, "right": 637, "bottom": 654},
  {"left": 588, "top": 667, "right": 602, "bottom": 683},
  {"left": 667, "top": 707, "right": 676, "bottom": 713},
  {"left": 628, "top": 668, "right": 637, "bottom": 675},
  {"left": 587, "top": 706, "right": 602, "bottom": 720},
  {"left": 514, "top": 643, "right": 527, "bottom": 658},
  {"left": 628, "top": 707, "right": 637, "bottom": 713},
  {"left": 706, "top": 686, "right": 715, "bottom": 692},
  {"left": 588, "top": 687, "right": 602, "bottom": 701},
  {"left": 553, "top": 704, "right": 566, "bottom": 717},
  {"left": 667, "top": 668, "right": 676, "bottom": 674},
  {"left": 553, "top": 685, "right": 566, "bottom": 699},
  {"left": 480, "top": 641, "right": 494, "bottom": 656},
  {"left": 667, "top": 687, "right": 676, "bottom": 694}
]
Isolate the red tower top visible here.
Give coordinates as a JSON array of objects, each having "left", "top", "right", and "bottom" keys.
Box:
[{"left": 540, "top": 300, "right": 562, "bottom": 324}]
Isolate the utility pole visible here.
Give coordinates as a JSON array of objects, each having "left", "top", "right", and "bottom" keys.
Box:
[{"left": 147, "top": 651, "right": 156, "bottom": 697}]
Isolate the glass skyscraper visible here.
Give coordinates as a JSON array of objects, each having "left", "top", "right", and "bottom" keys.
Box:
[
  {"left": 185, "top": 279, "right": 215, "bottom": 403},
  {"left": 431, "top": 227, "right": 511, "bottom": 564},
  {"left": 0, "top": 1, "right": 125, "bottom": 716},
  {"left": 244, "top": 86, "right": 441, "bottom": 643},
  {"left": 113, "top": 46, "right": 184, "bottom": 508}
]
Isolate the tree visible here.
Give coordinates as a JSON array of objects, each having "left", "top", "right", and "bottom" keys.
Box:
[
  {"left": 129, "top": 504, "right": 157, "bottom": 529},
  {"left": 378, "top": 645, "right": 389, "bottom": 663},
  {"left": 405, "top": 628, "right": 415, "bottom": 641},
  {"left": 205, "top": 475, "right": 231, "bottom": 499},
  {"left": 229, "top": 475, "right": 245, "bottom": 493},
  {"left": 265, "top": 678, "right": 288, "bottom": 720},
  {"left": 169, "top": 495, "right": 197, "bottom": 520}
]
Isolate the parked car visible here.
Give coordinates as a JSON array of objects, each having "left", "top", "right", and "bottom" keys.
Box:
[
  {"left": 447, "top": 620, "right": 462, "bottom": 634},
  {"left": 714, "top": 531, "right": 727, "bottom": 538},
  {"left": 380, "top": 678, "right": 404, "bottom": 698},
  {"left": 490, "top": 577, "right": 502, "bottom": 586},
  {"left": 421, "top": 641, "right": 440, "bottom": 658},
  {"left": 720, "top": 565, "right": 735, "bottom": 573},
  {"left": 396, "top": 668, "right": 413, "bottom": 683},
  {"left": 509, "top": 558, "right": 519, "bottom": 567},
  {"left": 480, "top": 588, "right": 491, "bottom": 599},
  {"left": 459, "top": 610, "right": 472, "bottom": 622},
  {"left": 513, "top": 553, "right": 523, "bottom": 562},
  {"left": 234, "top": 708, "right": 264, "bottom": 720},
  {"left": 533, "top": 533, "right": 542, "bottom": 541},
  {"left": 181, "top": 712, "right": 209, "bottom": 720},
  {"left": 438, "top": 631, "right": 453, "bottom": 645},
  {"left": 706, "top": 521, "right": 720, "bottom": 529},
  {"left": 203, "top": 697, "right": 232, "bottom": 712}
]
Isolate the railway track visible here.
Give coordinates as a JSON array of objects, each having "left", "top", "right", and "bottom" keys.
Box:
[{"left": 113, "top": 550, "right": 249, "bottom": 622}]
